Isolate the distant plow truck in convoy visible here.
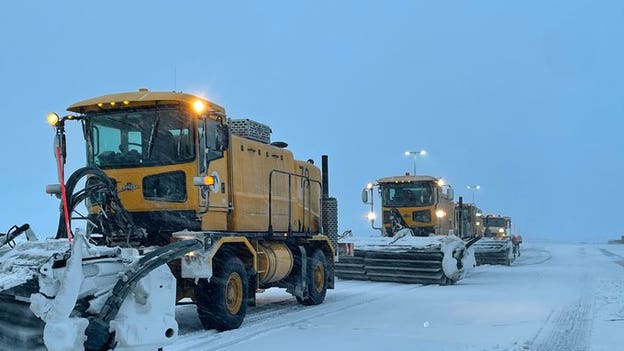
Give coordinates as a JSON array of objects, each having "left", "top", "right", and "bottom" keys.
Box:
[
  {"left": 0, "top": 90, "right": 337, "bottom": 351},
  {"left": 473, "top": 214, "right": 522, "bottom": 266},
  {"left": 336, "top": 174, "right": 479, "bottom": 285},
  {"left": 454, "top": 200, "right": 483, "bottom": 240}
]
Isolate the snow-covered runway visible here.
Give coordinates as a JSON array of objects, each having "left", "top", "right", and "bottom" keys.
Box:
[{"left": 168, "top": 242, "right": 624, "bottom": 351}]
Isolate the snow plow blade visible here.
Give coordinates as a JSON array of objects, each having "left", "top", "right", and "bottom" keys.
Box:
[
  {"left": 336, "top": 235, "right": 476, "bottom": 285},
  {"left": 473, "top": 238, "right": 514, "bottom": 266},
  {"left": 0, "top": 234, "right": 201, "bottom": 351},
  {"left": 362, "top": 249, "right": 446, "bottom": 284}
]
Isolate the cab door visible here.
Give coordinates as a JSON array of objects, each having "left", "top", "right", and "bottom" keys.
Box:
[{"left": 197, "top": 116, "right": 230, "bottom": 230}]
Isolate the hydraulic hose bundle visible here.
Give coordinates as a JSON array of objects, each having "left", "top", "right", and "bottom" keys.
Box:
[{"left": 55, "top": 167, "right": 145, "bottom": 247}]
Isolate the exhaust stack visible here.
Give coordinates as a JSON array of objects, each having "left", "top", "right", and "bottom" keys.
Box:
[
  {"left": 320, "top": 155, "right": 338, "bottom": 250},
  {"left": 322, "top": 155, "right": 329, "bottom": 198}
]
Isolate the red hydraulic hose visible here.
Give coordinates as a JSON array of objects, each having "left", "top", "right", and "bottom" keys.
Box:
[{"left": 55, "top": 145, "right": 73, "bottom": 243}]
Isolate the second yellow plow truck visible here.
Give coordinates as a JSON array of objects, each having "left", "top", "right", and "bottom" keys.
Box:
[
  {"left": 0, "top": 89, "right": 337, "bottom": 351},
  {"left": 336, "top": 174, "right": 479, "bottom": 285},
  {"left": 473, "top": 214, "right": 520, "bottom": 266}
]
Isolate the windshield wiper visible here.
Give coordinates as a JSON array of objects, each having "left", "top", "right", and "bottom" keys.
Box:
[{"left": 146, "top": 115, "right": 161, "bottom": 159}]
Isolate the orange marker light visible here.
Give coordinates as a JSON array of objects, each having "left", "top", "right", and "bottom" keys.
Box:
[{"left": 201, "top": 176, "right": 215, "bottom": 186}]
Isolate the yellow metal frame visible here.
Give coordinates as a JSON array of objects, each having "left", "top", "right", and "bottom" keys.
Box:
[{"left": 210, "top": 237, "right": 258, "bottom": 273}]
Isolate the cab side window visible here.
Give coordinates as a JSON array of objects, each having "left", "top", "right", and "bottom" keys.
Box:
[{"left": 199, "top": 118, "right": 226, "bottom": 173}]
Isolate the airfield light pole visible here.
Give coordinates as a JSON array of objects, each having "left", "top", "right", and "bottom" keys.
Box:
[
  {"left": 404, "top": 150, "right": 426, "bottom": 175},
  {"left": 467, "top": 184, "right": 481, "bottom": 203}
]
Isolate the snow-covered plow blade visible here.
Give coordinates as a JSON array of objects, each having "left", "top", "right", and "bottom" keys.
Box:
[
  {"left": 473, "top": 238, "right": 514, "bottom": 266},
  {"left": 0, "top": 234, "right": 200, "bottom": 351},
  {"left": 336, "top": 235, "right": 477, "bottom": 285}
]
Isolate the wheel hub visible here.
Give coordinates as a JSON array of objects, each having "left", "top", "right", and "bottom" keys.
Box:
[
  {"left": 225, "top": 272, "right": 243, "bottom": 314},
  {"left": 313, "top": 264, "right": 325, "bottom": 293}
]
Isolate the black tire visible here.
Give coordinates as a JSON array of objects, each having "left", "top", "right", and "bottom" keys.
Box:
[
  {"left": 195, "top": 256, "right": 248, "bottom": 331},
  {"left": 442, "top": 277, "right": 457, "bottom": 285},
  {"left": 297, "top": 249, "right": 328, "bottom": 306}
]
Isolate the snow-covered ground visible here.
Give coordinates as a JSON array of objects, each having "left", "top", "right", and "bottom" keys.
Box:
[{"left": 168, "top": 242, "right": 624, "bottom": 351}]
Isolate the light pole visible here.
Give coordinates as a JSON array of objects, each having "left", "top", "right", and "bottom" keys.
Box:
[
  {"left": 404, "top": 150, "right": 426, "bottom": 175},
  {"left": 467, "top": 185, "right": 480, "bottom": 203}
]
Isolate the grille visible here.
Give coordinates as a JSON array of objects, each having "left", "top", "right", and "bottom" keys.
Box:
[
  {"left": 322, "top": 197, "right": 338, "bottom": 251},
  {"left": 229, "top": 118, "right": 272, "bottom": 144}
]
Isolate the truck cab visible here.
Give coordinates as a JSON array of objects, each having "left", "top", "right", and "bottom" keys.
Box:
[
  {"left": 482, "top": 215, "right": 512, "bottom": 239},
  {"left": 68, "top": 89, "right": 321, "bottom": 246},
  {"left": 363, "top": 175, "right": 455, "bottom": 236}
]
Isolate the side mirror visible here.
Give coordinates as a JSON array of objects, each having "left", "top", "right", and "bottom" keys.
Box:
[
  {"left": 361, "top": 188, "right": 369, "bottom": 204},
  {"left": 217, "top": 124, "right": 229, "bottom": 151},
  {"left": 446, "top": 188, "right": 454, "bottom": 201}
]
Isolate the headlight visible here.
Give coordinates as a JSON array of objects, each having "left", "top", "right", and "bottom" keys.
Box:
[
  {"left": 498, "top": 228, "right": 505, "bottom": 233},
  {"left": 193, "top": 100, "right": 206, "bottom": 113},
  {"left": 47, "top": 113, "right": 60, "bottom": 126},
  {"left": 367, "top": 212, "right": 376, "bottom": 221},
  {"left": 435, "top": 209, "right": 446, "bottom": 218}
]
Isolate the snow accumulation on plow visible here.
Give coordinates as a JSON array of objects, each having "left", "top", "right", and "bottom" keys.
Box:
[
  {"left": 0, "top": 233, "right": 200, "bottom": 351},
  {"left": 473, "top": 238, "right": 515, "bottom": 266},
  {"left": 335, "top": 234, "right": 476, "bottom": 285}
]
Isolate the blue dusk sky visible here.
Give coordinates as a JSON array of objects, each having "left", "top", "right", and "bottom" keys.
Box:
[{"left": 0, "top": 1, "right": 622, "bottom": 242}]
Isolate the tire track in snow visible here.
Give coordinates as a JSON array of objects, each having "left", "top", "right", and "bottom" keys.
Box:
[
  {"left": 242, "top": 280, "right": 373, "bottom": 324},
  {"left": 532, "top": 294, "right": 593, "bottom": 351},
  {"left": 175, "top": 280, "right": 374, "bottom": 337},
  {"left": 514, "top": 247, "right": 552, "bottom": 266},
  {"left": 169, "top": 282, "right": 426, "bottom": 350},
  {"left": 532, "top": 249, "right": 593, "bottom": 351},
  {"left": 599, "top": 248, "right": 624, "bottom": 268}
]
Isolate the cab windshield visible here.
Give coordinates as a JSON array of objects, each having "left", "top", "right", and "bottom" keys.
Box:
[
  {"left": 86, "top": 108, "right": 194, "bottom": 168},
  {"left": 484, "top": 217, "right": 507, "bottom": 228},
  {"left": 381, "top": 181, "right": 435, "bottom": 207}
]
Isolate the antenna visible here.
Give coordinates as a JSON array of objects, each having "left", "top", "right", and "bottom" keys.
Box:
[{"left": 174, "top": 67, "right": 177, "bottom": 91}]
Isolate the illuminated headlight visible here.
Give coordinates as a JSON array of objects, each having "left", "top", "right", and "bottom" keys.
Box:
[
  {"left": 367, "top": 212, "right": 376, "bottom": 221},
  {"left": 47, "top": 113, "right": 60, "bottom": 126},
  {"left": 498, "top": 228, "right": 505, "bottom": 233},
  {"left": 193, "top": 100, "right": 206, "bottom": 113},
  {"left": 435, "top": 209, "right": 446, "bottom": 218}
]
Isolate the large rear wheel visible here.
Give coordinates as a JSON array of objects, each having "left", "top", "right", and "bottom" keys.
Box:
[
  {"left": 195, "top": 256, "right": 248, "bottom": 331},
  {"left": 297, "top": 249, "right": 328, "bottom": 306}
]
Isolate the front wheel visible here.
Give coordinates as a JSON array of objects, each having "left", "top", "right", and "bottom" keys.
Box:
[
  {"left": 297, "top": 249, "right": 328, "bottom": 306},
  {"left": 195, "top": 256, "right": 248, "bottom": 331}
]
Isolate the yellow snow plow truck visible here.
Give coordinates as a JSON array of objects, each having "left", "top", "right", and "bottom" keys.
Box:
[
  {"left": 335, "top": 174, "right": 478, "bottom": 285},
  {"left": 0, "top": 90, "right": 337, "bottom": 351},
  {"left": 473, "top": 214, "right": 516, "bottom": 265}
]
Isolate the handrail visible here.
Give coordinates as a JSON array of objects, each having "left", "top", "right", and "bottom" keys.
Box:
[{"left": 268, "top": 169, "right": 323, "bottom": 236}]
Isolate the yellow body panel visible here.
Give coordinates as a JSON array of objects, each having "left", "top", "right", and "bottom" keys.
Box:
[
  {"left": 227, "top": 135, "right": 321, "bottom": 233},
  {"left": 67, "top": 89, "right": 225, "bottom": 115},
  {"left": 199, "top": 154, "right": 230, "bottom": 231},
  {"left": 381, "top": 203, "right": 454, "bottom": 235},
  {"left": 293, "top": 160, "right": 321, "bottom": 233},
  {"left": 102, "top": 161, "right": 199, "bottom": 212}
]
